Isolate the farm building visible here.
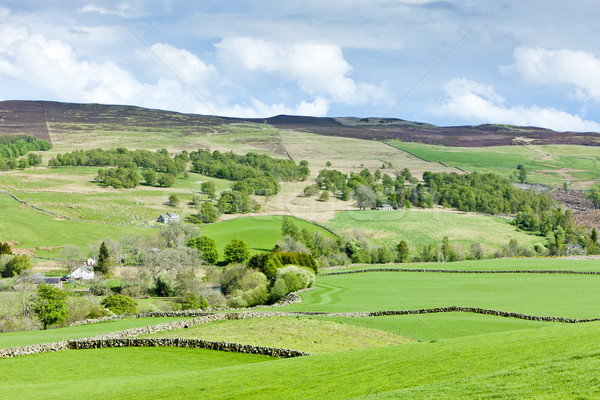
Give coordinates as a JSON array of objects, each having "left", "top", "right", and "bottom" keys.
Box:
[
  {"left": 157, "top": 212, "right": 180, "bottom": 224},
  {"left": 68, "top": 266, "right": 94, "bottom": 280},
  {"left": 380, "top": 204, "right": 394, "bottom": 210},
  {"left": 15, "top": 273, "right": 63, "bottom": 289}
]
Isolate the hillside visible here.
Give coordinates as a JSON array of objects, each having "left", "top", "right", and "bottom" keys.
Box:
[{"left": 3, "top": 100, "right": 600, "bottom": 148}]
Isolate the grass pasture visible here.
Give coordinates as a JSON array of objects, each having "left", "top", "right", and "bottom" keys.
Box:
[
  {"left": 321, "top": 256, "right": 600, "bottom": 273},
  {"left": 3, "top": 323, "right": 600, "bottom": 399},
  {"left": 0, "top": 317, "right": 191, "bottom": 349},
  {"left": 142, "top": 316, "right": 409, "bottom": 354},
  {"left": 0, "top": 193, "right": 154, "bottom": 251},
  {"left": 280, "top": 270, "right": 600, "bottom": 318},
  {"left": 323, "top": 209, "right": 542, "bottom": 253},
  {"left": 201, "top": 215, "right": 335, "bottom": 260},
  {"left": 387, "top": 140, "right": 600, "bottom": 188}
]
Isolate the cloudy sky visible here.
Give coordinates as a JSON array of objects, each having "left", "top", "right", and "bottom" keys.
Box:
[{"left": 1, "top": 1, "right": 600, "bottom": 132}]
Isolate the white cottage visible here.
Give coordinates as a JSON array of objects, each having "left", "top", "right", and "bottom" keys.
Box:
[{"left": 68, "top": 266, "right": 95, "bottom": 280}]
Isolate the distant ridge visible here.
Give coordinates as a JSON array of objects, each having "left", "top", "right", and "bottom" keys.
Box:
[{"left": 1, "top": 100, "right": 600, "bottom": 147}]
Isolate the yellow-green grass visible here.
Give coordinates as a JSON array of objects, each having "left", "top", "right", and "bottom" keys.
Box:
[
  {"left": 387, "top": 141, "right": 600, "bottom": 188},
  {"left": 201, "top": 215, "right": 335, "bottom": 260},
  {"left": 0, "top": 317, "right": 191, "bottom": 349},
  {"left": 311, "top": 312, "right": 555, "bottom": 342},
  {"left": 0, "top": 167, "right": 232, "bottom": 224},
  {"left": 280, "top": 272, "right": 600, "bottom": 318},
  {"left": 320, "top": 257, "right": 600, "bottom": 273},
  {"left": 3, "top": 322, "right": 600, "bottom": 399},
  {"left": 323, "top": 209, "right": 542, "bottom": 253},
  {"left": 141, "top": 316, "right": 409, "bottom": 354},
  {"left": 0, "top": 193, "right": 154, "bottom": 250}
]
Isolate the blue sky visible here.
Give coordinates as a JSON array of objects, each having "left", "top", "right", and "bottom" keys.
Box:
[{"left": 1, "top": 1, "right": 600, "bottom": 132}]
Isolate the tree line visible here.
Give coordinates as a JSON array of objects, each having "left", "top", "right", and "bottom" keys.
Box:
[{"left": 0, "top": 135, "right": 50, "bottom": 171}]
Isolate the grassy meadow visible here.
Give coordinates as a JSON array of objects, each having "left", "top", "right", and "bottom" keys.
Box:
[
  {"left": 2, "top": 322, "right": 600, "bottom": 399},
  {"left": 280, "top": 269, "right": 600, "bottom": 318},
  {"left": 201, "top": 215, "right": 335, "bottom": 260},
  {"left": 142, "top": 316, "right": 410, "bottom": 354},
  {"left": 323, "top": 209, "right": 543, "bottom": 253},
  {"left": 387, "top": 140, "right": 600, "bottom": 188}
]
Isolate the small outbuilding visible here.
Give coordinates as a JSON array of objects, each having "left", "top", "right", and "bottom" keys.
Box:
[
  {"left": 157, "top": 212, "right": 180, "bottom": 224},
  {"left": 15, "top": 273, "right": 63, "bottom": 289},
  {"left": 380, "top": 204, "right": 394, "bottom": 211}
]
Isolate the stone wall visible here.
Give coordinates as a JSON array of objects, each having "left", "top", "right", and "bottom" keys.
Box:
[
  {"left": 3, "top": 306, "right": 599, "bottom": 358},
  {"left": 67, "top": 338, "right": 309, "bottom": 358},
  {"left": 321, "top": 268, "right": 600, "bottom": 276}
]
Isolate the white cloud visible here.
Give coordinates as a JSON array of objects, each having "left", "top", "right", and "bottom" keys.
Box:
[
  {"left": 219, "top": 96, "right": 330, "bottom": 119},
  {"left": 430, "top": 78, "right": 600, "bottom": 132},
  {"left": 215, "top": 37, "right": 388, "bottom": 105},
  {"left": 0, "top": 19, "right": 329, "bottom": 118},
  {"left": 501, "top": 47, "right": 600, "bottom": 101},
  {"left": 148, "top": 43, "right": 218, "bottom": 86}
]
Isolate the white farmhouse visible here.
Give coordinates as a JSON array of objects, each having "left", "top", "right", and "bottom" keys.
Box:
[{"left": 68, "top": 266, "right": 95, "bottom": 280}]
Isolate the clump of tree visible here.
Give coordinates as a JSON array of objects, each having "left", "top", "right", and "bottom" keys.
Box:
[
  {"left": 0, "top": 135, "right": 51, "bottom": 171},
  {"left": 189, "top": 149, "right": 309, "bottom": 196},
  {"left": 101, "top": 294, "right": 137, "bottom": 314},
  {"left": 223, "top": 239, "right": 250, "bottom": 264},
  {"left": 187, "top": 235, "right": 219, "bottom": 264},
  {"left": 0, "top": 255, "right": 33, "bottom": 277},
  {"left": 0, "top": 242, "right": 13, "bottom": 255},
  {"left": 33, "top": 284, "right": 69, "bottom": 330}
]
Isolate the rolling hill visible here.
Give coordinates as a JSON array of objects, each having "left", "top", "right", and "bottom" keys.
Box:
[{"left": 3, "top": 100, "right": 600, "bottom": 148}]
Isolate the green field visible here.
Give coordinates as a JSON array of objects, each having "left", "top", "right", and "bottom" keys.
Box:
[
  {"left": 321, "top": 257, "right": 600, "bottom": 273},
  {"left": 387, "top": 141, "right": 600, "bottom": 188},
  {"left": 280, "top": 271, "right": 600, "bottom": 318},
  {"left": 2, "top": 323, "right": 600, "bottom": 399},
  {"left": 0, "top": 193, "right": 154, "bottom": 250},
  {"left": 201, "top": 215, "right": 335, "bottom": 260},
  {"left": 0, "top": 317, "right": 190, "bottom": 349},
  {"left": 142, "top": 316, "right": 409, "bottom": 354},
  {"left": 323, "top": 209, "right": 542, "bottom": 253},
  {"left": 0, "top": 166, "right": 232, "bottom": 224}
]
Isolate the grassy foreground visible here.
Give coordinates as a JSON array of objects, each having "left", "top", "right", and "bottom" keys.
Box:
[
  {"left": 2, "top": 322, "right": 600, "bottom": 399},
  {"left": 142, "top": 317, "right": 409, "bottom": 354}
]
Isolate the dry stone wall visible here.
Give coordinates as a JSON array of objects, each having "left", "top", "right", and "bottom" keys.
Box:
[{"left": 321, "top": 268, "right": 600, "bottom": 276}]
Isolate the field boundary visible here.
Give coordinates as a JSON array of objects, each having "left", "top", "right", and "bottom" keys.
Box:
[
  {"left": 319, "top": 268, "right": 600, "bottom": 276},
  {"left": 4, "top": 306, "right": 600, "bottom": 358}
]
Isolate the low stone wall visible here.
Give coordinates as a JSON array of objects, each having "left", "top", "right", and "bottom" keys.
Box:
[
  {"left": 321, "top": 268, "right": 600, "bottom": 276},
  {"left": 67, "top": 338, "right": 309, "bottom": 358},
  {"left": 135, "top": 287, "right": 316, "bottom": 318},
  {"left": 69, "top": 315, "right": 125, "bottom": 327},
  {"left": 4, "top": 306, "right": 600, "bottom": 358}
]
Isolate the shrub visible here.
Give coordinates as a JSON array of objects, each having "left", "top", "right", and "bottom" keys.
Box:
[
  {"left": 154, "top": 272, "right": 175, "bottom": 297},
  {"left": 223, "top": 239, "right": 250, "bottom": 264},
  {"left": 187, "top": 236, "right": 219, "bottom": 264},
  {"left": 270, "top": 277, "right": 289, "bottom": 303},
  {"left": 88, "top": 279, "right": 112, "bottom": 296},
  {"left": 181, "top": 293, "right": 209, "bottom": 310},
  {"left": 2, "top": 255, "right": 33, "bottom": 277},
  {"left": 86, "top": 306, "right": 111, "bottom": 319},
  {"left": 101, "top": 294, "right": 137, "bottom": 315}
]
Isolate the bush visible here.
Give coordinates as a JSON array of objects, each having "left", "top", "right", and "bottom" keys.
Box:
[
  {"left": 187, "top": 236, "right": 219, "bottom": 264},
  {"left": 88, "top": 279, "right": 112, "bottom": 296},
  {"left": 181, "top": 293, "right": 209, "bottom": 310},
  {"left": 223, "top": 239, "right": 250, "bottom": 264},
  {"left": 100, "top": 294, "right": 137, "bottom": 315},
  {"left": 86, "top": 306, "right": 111, "bottom": 319},
  {"left": 2, "top": 255, "right": 32, "bottom": 277},
  {"left": 270, "top": 277, "right": 289, "bottom": 303},
  {"left": 154, "top": 272, "right": 175, "bottom": 297}
]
